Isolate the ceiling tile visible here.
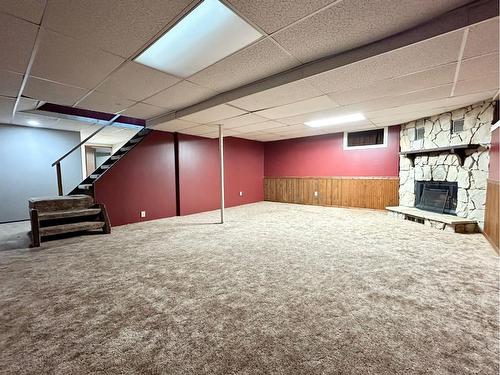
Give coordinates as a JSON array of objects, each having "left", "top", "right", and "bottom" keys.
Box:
[
  {"left": 24, "top": 77, "right": 87, "bottom": 106},
  {"left": 458, "top": 53, "right": 499, "bottom": 82},
  {"left": 42, "top": 0, "right": 193, "bottom": 57},
  {"left": 229, "top": 79, "right": 324, "bottom": 111},
  {"left": 268, "top": 126, "right": 326, "bottom": 138},
  {"left": 197, "top": 128, "right": 244, "bottom": 139},
  {"left": 144, "top": 80, "right": 217, "bottom": 111},
  {"left": 366, "top": 92, "right": 497, "bottom": 127},
  {"left": 266, "top": 124, "right": 311, "bottom": 134},
  {"left": 341, "top": 84, "right": 453, "bottom": 113},
  {"left": 0, "top": 0, "right": 46, "bottom": 24},
  {"left": 188, "top": 39, "right": 299, "bottom": 92},
  {"left": 255, "top": 95, "right": 337, "bottom": 119},
  {"left": 209, "top": 113, "right": 268, "bottom": 128},
  {"left": 236, "top": 131, "right": 284, "bottom": 141},
  {"left": 227, "top": 0, "right": 335, "bottom": 34},
  {"left": 366, "top": 92, "right": 496, "bottom": 120},
  {"left": 307, "top": 30, "right": 464, "bottom": 94},
  {"left": 463, "top": 18, "right": 499, "bottom": 59},
  {"left": 17, "top": 97, "right": 40, "bottom": 112},
  {"left": 282, "top": 131, "right": 326, "bottom": 140},
  {"left": 0, "top": 13, "right": 38, "bottom": 73},
  {"left": 120, "top": 102, "right": 167, "bottom": 120},
  {"left": 180, "top": 124, "right": 219, "bottom": 136},
  {"left": 328, "top": 64, "right": 457, "bottom": 105},
  {"left": 276, "top": 85, "right": 453, "bottom": 126},
  {"left": 0, "top": 96, "right": 15, "bottom": 123},
  {"left": 77, "top": 91, "right": 135, "bottom": 114},
  {"left": 97, "top": 62, "right": 181, "bottom": 102},
  {"left": 0, "top": 70, "right": 23, "bottom": 97},
  {"left": 149, "top": 118, "right": 198, "bottom": 132},
  {"left": 31, "top": 29, "right": 125, "bottom": 90},
  {"left": 453, "top": 74, "right": 500, "bottom": 97},
  {"left": 181, "top": 104, "right": 247, "bottom": 124},
  {"left": 232, "top": 120, "right": 284, "bottom": 133},
  {"left": 315, "top": 120, "right": 375, "bottom": 134},
  {"left": 273, "top": 0, "right": 471, "bottom": 63}
]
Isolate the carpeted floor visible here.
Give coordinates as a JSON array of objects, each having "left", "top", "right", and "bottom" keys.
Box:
[{"left": 0, "top": 202, "right": 498, "bottom": 374}]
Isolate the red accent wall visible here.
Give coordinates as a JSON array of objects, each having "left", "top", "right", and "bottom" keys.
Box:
[
  {"left": 178, "top": 134, "right": 264, "bottom": 215},
  {"left": 94, "top": 131, "right": 176, "bottom": 226},
  {"left": 264, "top": 126, "right": 400, "bottom": 177},
  {"left": 489, "top": 127, "right": 499, "bottom": 182}
]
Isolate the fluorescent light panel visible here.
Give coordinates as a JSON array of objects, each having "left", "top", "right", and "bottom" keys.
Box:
[
  {"left": 135, "top": 0, "right": 263, "bottom": 78},
  {"left": 305, "top": 113, "right": 366, "bottom": 127}
]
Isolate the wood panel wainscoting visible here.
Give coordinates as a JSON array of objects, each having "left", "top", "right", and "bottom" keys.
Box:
[
  {"left": 264, "top": 177, "right": 399, "bottom": 210},
  {"left": 484, "top": 179, "right": 499, "bottom": 253}
]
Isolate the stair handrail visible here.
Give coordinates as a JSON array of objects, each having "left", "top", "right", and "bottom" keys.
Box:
[{"left": 52, "top": 114, "right": 120, "bottom": 196}]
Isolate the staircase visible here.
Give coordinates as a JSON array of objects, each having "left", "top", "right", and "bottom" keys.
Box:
[
  {"left": 29, "top": 195, "right": 110, "bottom": 247},
  {"left": 70, "top": 127, "right": 152, "bottom": 197},
  {"left": 28, "top": 127, "right": 151, "bottom": 247}
]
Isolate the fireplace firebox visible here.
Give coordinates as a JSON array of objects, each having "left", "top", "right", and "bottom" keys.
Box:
[{"left": 415, "top": 181, "right": 458, "bottom": 215}]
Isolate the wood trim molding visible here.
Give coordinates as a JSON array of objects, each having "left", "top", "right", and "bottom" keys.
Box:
[{"left": 484, "top": 179, "right": 499, "bottom": 254}]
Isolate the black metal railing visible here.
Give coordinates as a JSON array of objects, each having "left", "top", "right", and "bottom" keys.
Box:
[{"left": 51, "top": 114, "right": 120, "bottom": 196}]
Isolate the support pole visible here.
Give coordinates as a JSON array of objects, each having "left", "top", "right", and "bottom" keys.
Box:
[
  {"left": 55, "top": 162, "right": 63, "bottom": 196},
  {"left": 219, "top": 124, "right": 225, "bottom": 224}
]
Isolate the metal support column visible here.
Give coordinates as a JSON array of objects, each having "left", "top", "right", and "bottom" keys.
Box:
[{"left": 219, "top": 124, "right": 225, "bottom": 224}]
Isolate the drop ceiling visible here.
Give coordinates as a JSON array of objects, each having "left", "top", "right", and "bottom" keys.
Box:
[{"left": 0, "top": 0, "right": 497, "bottom": 142}]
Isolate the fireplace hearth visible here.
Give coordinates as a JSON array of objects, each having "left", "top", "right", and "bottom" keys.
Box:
[{"left": 415, "top": 181, "right": 458, "bottom": 215}]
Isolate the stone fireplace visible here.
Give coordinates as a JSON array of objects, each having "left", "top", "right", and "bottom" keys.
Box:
[{"left": 398, "top": 101, "right": 494, "bottom": 229}]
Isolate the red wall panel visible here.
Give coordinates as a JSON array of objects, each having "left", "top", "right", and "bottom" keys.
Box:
[
  {"left": 489, "top": 127, "right": 499, "bottom": 182},
  {"left": 224, "top": 137, "right": 265, "bottom": 207},
  {"left": 178, "top": 134, "right": 220, "bottom": 216},
  {"left": 264, "top": 126, "right": 400, "bottom": 177},
  {"left": 178, "top": 134, "right": 264, "bottom": 215},
  {"left": 94, "top": 131, "right": 176, "bottom": 226}
]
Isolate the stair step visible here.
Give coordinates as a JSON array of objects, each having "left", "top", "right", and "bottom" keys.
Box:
[
  {"left": 120, "top": 146, "right": 133, "bottom": 152},
  {"left": 129, "top": 137, "right": 142, "bottom": 144},
  {"left": 38, "top": 208, "right": 101, "bottom": 220},
  {"left": 100, "top": 164, "right": 111, "bottom": 170},
  {"left": 89, "top": 174, "right": 100, "bottom": 179},
  {"left": 40, "top": 221, "right": 105, "bottom": 236},
  {"left": 110, "top": 155, "right": 121, "bottom": 160},
  {"left": 29, "top": 195, "right": 93, "bottom": 211},
  {"left": 78, "top": 184, "right": 93, "bottom": 189}
]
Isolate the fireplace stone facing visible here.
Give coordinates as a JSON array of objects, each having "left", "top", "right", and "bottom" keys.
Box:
[{"left": 398, "top": 101, "right": 494, "bottom": 229}]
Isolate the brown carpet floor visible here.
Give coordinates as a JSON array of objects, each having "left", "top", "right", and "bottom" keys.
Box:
[{"left": 0, "top": 202, "right": 498, "bottom": 374}]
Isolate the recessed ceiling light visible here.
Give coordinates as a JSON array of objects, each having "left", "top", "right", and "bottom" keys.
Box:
[
  {"left": 305, "top": 113, "right": 366, "bottom": 127},
  {"left": 134, "top": 0, "right": 263, "bottom": 78},
  {"left": 27, "top": 119, "right": 40, "bottom": 126}
]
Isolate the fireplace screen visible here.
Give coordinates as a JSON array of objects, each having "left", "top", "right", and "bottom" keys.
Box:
[{"left": 415, "top": 181, "right": 458, "bottom": 215}]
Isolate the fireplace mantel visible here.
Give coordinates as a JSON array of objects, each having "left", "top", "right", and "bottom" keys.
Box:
[{"left": 400, "top": 144, "right": 483, "bottom": 166}]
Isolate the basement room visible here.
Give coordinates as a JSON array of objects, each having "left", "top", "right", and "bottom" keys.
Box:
[{"left": 0, "top": 0, "right": 499, "bottom": 374}]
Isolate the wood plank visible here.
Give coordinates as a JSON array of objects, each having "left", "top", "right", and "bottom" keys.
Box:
[
  {"left": 40, "top": 221, "right": 105, "bottom": 236},
  {"left": 38, "top": 208, "right": 101, "bottom": 220},
  {"left": 484, "top": 179, "right": 499, "bottom": 253},
  {"left": 331, "top": 179, "right": 342, "bottom": 206},
  {"left": 318, "top": 179, "right": 328, "bottom": 206}
]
